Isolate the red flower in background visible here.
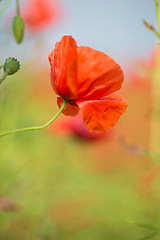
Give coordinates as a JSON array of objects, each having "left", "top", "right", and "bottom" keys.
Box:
[
  {"left": 51, "top": 114, "right": 109, "bottom": 141},
  {"left": 22, "top": 0, "right": 61, "bottom": 30},
  {"left": 49, "top": 36, "right": 128, "bottom": 133}
]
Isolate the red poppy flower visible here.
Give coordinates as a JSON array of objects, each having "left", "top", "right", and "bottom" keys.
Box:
[
  {"left": 22, "top": 0, "right": 60, "bottom": 30},
  {"left": 48, "top": 36, "right": 128, "bottom": 133}
]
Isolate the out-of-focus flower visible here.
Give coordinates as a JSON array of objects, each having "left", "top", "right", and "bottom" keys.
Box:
[
  {"left": 0, "top": 196, "right": 20, "bottom": 212},
  {"left": 22, "top": 0, "right": 61, "bottom": 31},
  {"left": 49, "top": 35, "right": 128, "bottom": 133},
  {"left": 51, "top": 114, "right": 110, "bottom": 141}
]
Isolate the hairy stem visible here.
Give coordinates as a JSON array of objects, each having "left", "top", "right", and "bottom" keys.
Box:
[
  {"left": 0, "top": 100, "right": 67, "bottom": 137},
  {"left": 0, "top": 72, "right": 8, "bottom": 84}
]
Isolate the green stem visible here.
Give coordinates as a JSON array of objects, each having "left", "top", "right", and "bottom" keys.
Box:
[
  {"left": 0, "top": 72, "right": 8, "bottom": 84},
  {"left": 16, "top": 0, "right": 20, "bottom": 16},
  {"left": 0, "top": 65, "right": 4, "bottom": 70},
  {"left": 0, "top": 100, "right": 67, "bottom": 137},
  {"left": 155, "top": 0, "right": 160, "bottom": 37}
]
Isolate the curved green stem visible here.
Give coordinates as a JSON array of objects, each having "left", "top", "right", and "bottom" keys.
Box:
[
  {"left": 0, "top": 100, "right": 67, "bottom": 137},
  {"left": 0, "top": 72, "right": 8, "bottom": 84},
  {"left": 16, "top": 0, "right": 20, "bottom": 16}
]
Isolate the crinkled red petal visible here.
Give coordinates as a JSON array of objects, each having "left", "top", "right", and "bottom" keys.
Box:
[
  {"left": 77, "top": 46, "right": 124, "bottom": 100},
  {"left": 48, "top": 36, "right": 77, "bottom": 100},
  {"left": 81, "top": 93, "right": 128, "bottom": 133}
]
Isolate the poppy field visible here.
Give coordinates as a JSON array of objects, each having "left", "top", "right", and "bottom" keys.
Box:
[{"left": 0, "top": 0, "right": 159, "bottom": 239}]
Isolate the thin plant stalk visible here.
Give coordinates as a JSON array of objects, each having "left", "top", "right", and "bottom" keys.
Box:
[
  {"left": 150, "top": 49, "right": 160, "bottom": 159},
  {"left": 0, "top": 100, "right": 67, "bottom": 137},
  {"left": 150, "top": 1, "right": 160, "bottom": 158},
  {"left": 16, "top": 0, "right": 20, "bottom": 16},
  {"left": 155, "top": 0, "right": 160, "bottom": 36},
  {"left": 0, "top": 72, "right": 8, "bottom": 84}
]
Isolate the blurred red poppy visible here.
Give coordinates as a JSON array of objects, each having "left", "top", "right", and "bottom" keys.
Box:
[
  {"left": 22, "top": 0, "right": 61, "bottom": 30},
  {"left": 51, "top": 114, "right": 110, "bottom": 141},
  {"left": 49, "top": 36, "right": 128, "bottom": 133}
]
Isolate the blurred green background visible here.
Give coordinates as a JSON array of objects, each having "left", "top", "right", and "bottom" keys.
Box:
[{"left": 0, "top": 58, "right": 158, "bottom": 240}]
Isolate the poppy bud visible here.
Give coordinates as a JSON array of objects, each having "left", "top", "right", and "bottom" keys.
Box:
[
  {"left": 143, "top": 20, "right": 155, "bottom": 31},
  {"left": 12, "top": 16, "right": 24, "bottom": 44},
  {"left": 3, "top": 58, "right": 20, "bottom": 75}
]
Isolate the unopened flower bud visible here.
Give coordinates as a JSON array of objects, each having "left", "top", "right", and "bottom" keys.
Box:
[
  {"left": 12, "top": 16, "right": 24, "bottom": 44},
  {"left": 143, "top": 20, "right": 155, "bottom": 31},
  {"left": 3, "top": 58, "right": 20, "bottom": 75}
]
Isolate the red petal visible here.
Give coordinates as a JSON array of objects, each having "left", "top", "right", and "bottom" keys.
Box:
[
  {"left": 81, "top": 93, "right": 128, "bottom": 133},
  {"left": 57, "top": 97, "right": 79, "bottom": 116},
  {"left": 48, "top": 36, "right": 77, "bottom": 100},
  {"left": 77, "top": 46, "right": 124, "bottom": 100}
]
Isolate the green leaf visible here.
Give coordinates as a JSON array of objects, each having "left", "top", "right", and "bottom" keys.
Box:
[
  {"left": 127, "top": 221, "right": 160, "bottom": 230},
  {"left": 138, "top": 232, "right": 158, "bottom": 240}
]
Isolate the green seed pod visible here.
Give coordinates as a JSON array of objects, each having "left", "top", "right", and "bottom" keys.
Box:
[
  {"left": 12, "top": 16, "right": 24, "bottom": 44},
  {"left": 3, "top": 58, "right": 20, "bottom": 75}
]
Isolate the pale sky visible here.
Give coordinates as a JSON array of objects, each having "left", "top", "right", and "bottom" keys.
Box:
[{"left": 0, "top": 0, "right": 157, "bottom": 71}]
